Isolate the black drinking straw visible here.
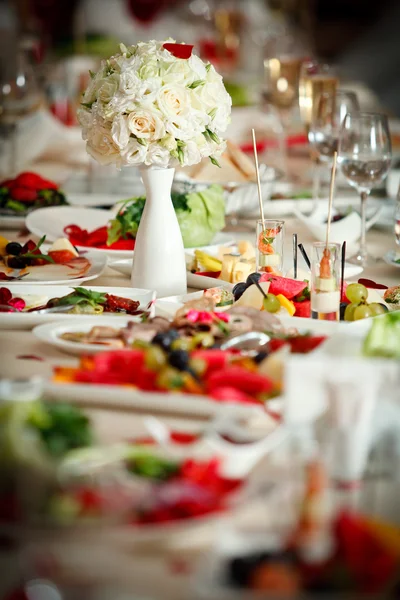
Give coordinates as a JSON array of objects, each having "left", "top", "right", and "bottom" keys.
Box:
[
  {"left": 341, "top": 241, "right": 346, "bottom": 300},
  {"left": 293, "top": 233, "right": 298, "bottom": 278},
  {"left": 298, "top": 243, "right": 311, "bottom": 270}
]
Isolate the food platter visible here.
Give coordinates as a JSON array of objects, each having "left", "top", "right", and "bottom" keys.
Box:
[{"left": 0, "top": 286, "right": 155, "bottom": 330}]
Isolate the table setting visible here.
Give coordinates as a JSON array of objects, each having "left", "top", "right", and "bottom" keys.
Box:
[{"left": 1, "top": 24, "right": 400, "bottom": 600}]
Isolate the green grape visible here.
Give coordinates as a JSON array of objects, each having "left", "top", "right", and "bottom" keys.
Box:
[
  {"left": 262, "top": 293, "right": 281, "bottom": 313},
  {"left": 369, "top": 303, "right": 387, "bottom": 316},
  {"left": 145, "top": 345, "right": 166, "bottom": 370},
  {"left": 191, "top": 332, "right": 214, "bottom": 348},
  {"left": 171, "top": 338, "right": 193, "bottom": 352},
  {"left": 346, "top": 283, "right": 368, "bottom": 304},
  {"left": 353, "top": 304, "right": 373, "bottom": 321},
  {"left": 344, "top": 302, "right": 358, "bottom": 322},
  {"left": 189, "top": 358, "right": 207, "bottom": 377}
]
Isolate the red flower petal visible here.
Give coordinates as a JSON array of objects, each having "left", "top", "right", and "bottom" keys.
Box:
[{"left": 163, "top": 43, "right": 194, "bottom": 59}]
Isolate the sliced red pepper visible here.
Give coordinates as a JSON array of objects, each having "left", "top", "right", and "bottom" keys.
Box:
[{"left": 207, "top": 366, "right": 273, "bottom": 395}]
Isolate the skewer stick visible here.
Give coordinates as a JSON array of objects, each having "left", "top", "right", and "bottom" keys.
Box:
[
  {"left": 325, "top": 151, "right": 338, "bottom": 249},
  {"left": 341, "top": 241, "right": 346, "bottom": 300},
  {"left": 293, "top": 233, "right": 298, "bottom": 278},
  {"left": 252, "top": 128, "right": 265, "bottom": 229}
]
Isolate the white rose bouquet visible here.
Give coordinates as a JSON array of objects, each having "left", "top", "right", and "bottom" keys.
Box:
[{"left": 78, "top": 40, "right": 232, "bottom": 169}]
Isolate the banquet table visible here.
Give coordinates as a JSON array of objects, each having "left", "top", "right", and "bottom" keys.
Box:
[{"left": 0, "top": 212, "right": 399, "bottom": 599}]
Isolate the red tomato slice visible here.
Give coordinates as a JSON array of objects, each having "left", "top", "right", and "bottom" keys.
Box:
[{"left": 48, "top": 250, "right": 77, "bottom": 264}]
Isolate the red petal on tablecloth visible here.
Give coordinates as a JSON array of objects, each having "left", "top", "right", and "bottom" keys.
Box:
[
  {"left": 163, "top": 43, "right": 193, "bottom": 59},
  {"left": 17, "top": 354, "right": 44, "bottom": 361}
]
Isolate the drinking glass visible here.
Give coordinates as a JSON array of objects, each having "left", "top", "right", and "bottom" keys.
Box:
[
  {"left": 395, "top": 182, "right": 400, "bottom": 247},
  {"left": 309, "top": 90, "right": 360, "bottom": 165},
  {"left": 310, "top": 242, "right": 341, "bottom": 320},
  {"left": 256, "top": 219, "right": 285, "bottom": 274},
  {"left": 263, "top": 35, "right": 304, "bottom": 176},
  {"left": 299, "top": 60, "right": 339, "bottom": 199},
  {"left": 338, "top": 113, "right": 392, "bottom": 266}
]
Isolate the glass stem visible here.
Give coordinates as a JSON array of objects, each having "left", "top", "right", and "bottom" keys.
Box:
[
  {"left": 312, "top": 157, "right": 321, "bottom": 201},
  {"left": 359, "top": 191, "right": 369, "bottom": 260}
]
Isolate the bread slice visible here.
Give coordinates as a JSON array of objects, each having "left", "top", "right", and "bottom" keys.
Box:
[
  {"left": 226, "top": 140, "right": 256, "bottom": 181},
  {"left": 191, "top": 153, "right": 249, "bottom": 183}
]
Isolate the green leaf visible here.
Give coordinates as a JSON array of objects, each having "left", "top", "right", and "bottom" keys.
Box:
[
  {"left": 55, "top": 287, "right": 107, "bottom": 308},
  {"left": 206, "top": 128, "right": 220, "bottom": 144},
  {"left": 22, "top": 252, "right": 55, "bottom": 264},
  {"left": 136, "top": 137, "right": 147, "bottom": 146},
  {"left": 209, "top": 156, "right": 221, "bottom": 168},
  {"left": 5, "top": 199, "right": 27, "bottom": 213},
  {"left": 81, "top": 101, "right": 94, "bottom": 109},
  {"left": 89, "top": 69, "right": 96, "bottom": 80},
  {"left": 205, "top": 63, "right": 211, "bottom": 72},
  {"left": 395, "top": 259, "right": 400, "bottom": 264},
  {"left": 208, "top": 107, "right": 217, "bottom": 119},
  {"left": 187, "top": 80, "right": 205, "bottom": 89}
]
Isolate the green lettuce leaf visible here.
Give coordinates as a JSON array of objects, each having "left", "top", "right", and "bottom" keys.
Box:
[
  {"left": 362, "top": 311, "right": 400, "bottom": 359},
  {"left": 107, "top": 185, "right": 225, "bottom": 248}
]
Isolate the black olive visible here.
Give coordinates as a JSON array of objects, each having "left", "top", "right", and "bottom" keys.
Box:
[
  {"left": 168, "top": 349, "right": 190, "bottom": 370},
  {"left": 246, "top": 272, "right": 261, "bottom": 286},
  {"left": 232, "top": 281, "right": 248, "bottom": 301},
  {"left": 152, "top": 329, "right": 180, "bottom": 351},
  {"left": 339, "top": 302, "right": 348, "bottom": 321},
  {"left": 5, "top": 242, "right": 23, "bottom": 256},
  {"left": 8, "top": 256, "right": 27, "bottom": 269}
]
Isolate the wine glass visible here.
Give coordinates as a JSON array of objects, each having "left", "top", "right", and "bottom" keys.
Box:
[
  {"left": 308, "top": 90, "right": 359, "bottom": 199},
  {"left": 394, "top": 182, "right": 400, "bottom": 248},
  {"left": 263, "top": 35, "right": 304, "bottom": 176},
  {"left": 299, "top": 60, "right": 339, "bottom": 199},
  {"left": 338, "top": 112, "right": 392, "bottom": 266}
]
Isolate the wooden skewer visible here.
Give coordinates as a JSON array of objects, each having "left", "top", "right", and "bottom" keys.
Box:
[
  {"left": 252, "top": 128, "right": 265, "bottom": 230},
  {"left": 326, "top": 150, "right": 338, "bottom": 249}
]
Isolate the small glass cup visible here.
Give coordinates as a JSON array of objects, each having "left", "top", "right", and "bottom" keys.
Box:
[
  {"left": 256, "top": 219, "right": 285, "bottom": 275},
  {"left": 310, "top": 242, "right": 341, "bottom": 320},
  {"left": 395, "top": 182, "right": 400, "bottom": 247}
]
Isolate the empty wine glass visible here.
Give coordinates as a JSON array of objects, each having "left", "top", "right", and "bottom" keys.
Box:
[
  {"left": 263, "top": 35, "right": 304, "bottom": 177},
  {"left": 338, "top": 112, "right": 392, "bottom": 266},
  {"left": 299, "top": 60, "right": 339, "bottom": 199},
  {"left": 308, "top": 90, "right": 359, "bottom": 199}
]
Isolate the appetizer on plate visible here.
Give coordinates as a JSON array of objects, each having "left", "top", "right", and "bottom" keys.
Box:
[
  {"left": 189, "top": 240, "right": 255, "bottom": 283},
  {"left": 0, "top": 236, "right": 92, "bottom": 282},
  {"left": 0, "top": 287, "right": 143, "bottom": 315},
  {"left": 0, "top": 172, "right": 67, "bottom": 215},
  {"left": 64, "top": 184, "right": 225, "bottom": 250},
  {"left": 53, "top": 297, "right": 327, "bottom": 404}
]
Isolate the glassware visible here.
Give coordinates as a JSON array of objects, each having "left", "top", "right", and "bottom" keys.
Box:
[
  {"left": 256, "top": 219, "right": 285, "bottom": 275},
  {"left": 395, "top": 182, "right": 400, "bottom": 247},
  {"left": 310, "top": 242, "right": 341, "bottom": 320},
  {"left": 263, "top": 35, "right": 304, "bottom": 177},
  {"left": 299, "top": 60, "right": 339, "bottom": 199},
  {"left": 338, "top": 112, "right": 392, "bottom": 266},
  {"left": 309, "top": 90, "right": 360, "bottom": 165}
]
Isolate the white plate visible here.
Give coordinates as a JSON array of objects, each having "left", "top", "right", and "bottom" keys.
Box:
[
  {"left": 383, "top": 249, "right": 400, "bottom": 268},
  {"left": 34, "top": 315, "right": 146, "bottom": 355},
  {"left": 66, "top": 192, "right": 126, "bottom": 208},
  {"left": 1, "top": 251, "right": 107, "bottom": 285},
  {"left": 0, "top": 214, "right": 25, "bottom": 230},
  {"left": 44, "top": 380, "right": 264, "bottom": 419},
  {"left": 26, "top": 206, "right": 234, "bottom": 260},
  {"left": 0, "top": 286, "right": 155, "bottom": 330}
]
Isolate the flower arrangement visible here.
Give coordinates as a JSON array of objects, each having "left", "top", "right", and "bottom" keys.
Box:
[{"left": 78, "top": 40, "right": 232, "bottom": 169}]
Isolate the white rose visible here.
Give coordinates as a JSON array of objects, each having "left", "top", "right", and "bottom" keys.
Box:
[
  {"left": 159, "top": 134, "right": 177, "bottom": 151},
  {"left": 144, "top": 143, "right": 171, "bottom": 168},
  {"left": 119, "top": 70, "right": 141, "bottom": 97},
  {"left": 121, "top": 138, "right": 147, "bottom": 166},
  {"left": 164, "top": 116, "right": 193, "bottom": 142},
  {"left": 182, "top": 140, "right": 202, "bottom": 166},
  {"left": 98, "top": 73, "right": 120, "bottom": 104},
  {"left": 111, "top": 115, "right": 130, "bottom": 150},
  {"left": 87, "top": 126, "right": 120, "bottom": 165},
  {"left": 188, "top": 55, "right": 207, "bottom": 81},
  {"left": 103, "top": 93, "right": 135, "bottom": 120},
  {"left": 192, "top": 81, "right": 231, "bottom": 114},
  {"left": 206, "top": 64, "right": 224, "bottom": 84},
  {"left": 140, "top": 77, "right": 162, "bottom": 105},
  {"left": 161, "top": 60, "right": 193, "bottom": 85},
  {"left": 157, "top": 84, "right": 190, "bottom": 118},
  {"left": 211, "top": 104, "right": 231, "bottom": 134},
  {"left": 127, "top": 108, "right": 165, "bottom": 140},
  {"left": 138, "top": 60, "right": 159, "bottom": 80}
]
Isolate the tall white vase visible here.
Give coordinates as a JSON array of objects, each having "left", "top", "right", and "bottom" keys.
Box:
[{"left": 131, "top": 166, "right": 187, "bottom": 297}]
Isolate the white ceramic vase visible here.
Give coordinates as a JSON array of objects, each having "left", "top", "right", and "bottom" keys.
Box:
[{"left": 131, "top": 166, "right": 187, "bottom": 297}]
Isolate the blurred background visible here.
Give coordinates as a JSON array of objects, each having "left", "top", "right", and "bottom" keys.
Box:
[{"left": 0, "top": 0, "right": 400, "bottom": 185}]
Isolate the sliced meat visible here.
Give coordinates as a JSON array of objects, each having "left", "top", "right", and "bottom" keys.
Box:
[
  {"left": 121, "top": 318, "right": 171, "bottom": 345},
  {"left": 227, "top": 306, "right": 283, "bottom": 332},
  {"left": 87, "top": 326, "right": 121, "bottom": 341}
]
